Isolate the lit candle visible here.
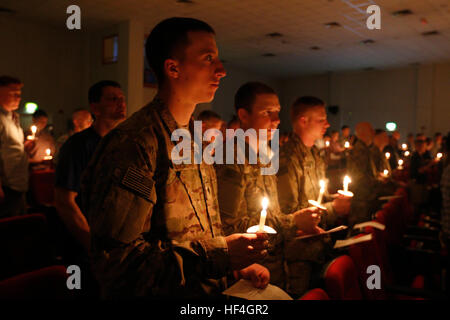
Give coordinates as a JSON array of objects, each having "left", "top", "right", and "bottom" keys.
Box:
[
  {"left": 27, "top": 125, "right": 37, "bottom": 140},
  {"left": 385, "top": 152, "right": 391, "bottom": 160},
  {"left": 258, "top": 197, "right": 269, "bottom": 232},
  {"left": 325, "top": 141, "right": 330, "bottom": 147},
  {"left": 398, "top": 159, "right": 403, "bottom": 169},
  {"left": 404, "top": 151, "right": 410, "bottom": 157},
  {"left": 401, "top": 143, "right": 407, "bottom": 150},
  {"left": 436, "top": 153, "right": 443, "bottom": 160},
  {"left": 343, "top": 176, "right": 351, "bottom": 193},
  {"left": 317, "top": 180, "right": 326, "bottom": 205},
  {"left": 383, "top": 169, "right": 389, "bottom": 177},
  {"left": 344, "top": 141, "right": 350, "bottom": 149},
  {"left": 43, "top": 148, "right": 53, "bottom": 160}
]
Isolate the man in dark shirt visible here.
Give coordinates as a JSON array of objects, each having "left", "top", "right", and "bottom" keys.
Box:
[{"left": 55, "top": 80, "right": 127, "bottom": 253}]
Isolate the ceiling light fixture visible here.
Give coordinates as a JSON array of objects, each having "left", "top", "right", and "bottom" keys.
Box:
[
  {"left": 324, "top": 22, "right": 341, "bottom": 28},
  {"left": 262, "top": 53, "right": 276, "bottom": 57},
  {"left": 361, "top": 39, "right": 375, "bottom": 44},
  {"left": 392, "top": 9, "right": 413, "bottom": 17},
  {"left": 422, "top": 30, "right": 439, "bottom": 36},
  {"left": 266, "top": 32, "right": 283, "bottom": 38}
]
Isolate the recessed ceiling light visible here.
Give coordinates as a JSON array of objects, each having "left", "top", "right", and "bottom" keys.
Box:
[
  {"left": 422, "top": 30, "right": 440, "bottom": 36},
  {"left": 266, "top": 32, "right": 283, "bottom": 38},
  {"left": 0, "top": 7, "right": 15, "bottom": 14},
  {"left": 310, "top": 46, "right": 321, "bottom": 50},
  {"left": 262, "top": 53, "right": 276, "bottom": 57},
  {"left": 392, "top": 9, "right": 413, "bottom": 16},
  {"left": 361, "top": 39, "right": 375, "bottom": 45},
  {"left": 324, "top": 22, "right": 341, "bottom": 28},
  {"left": 176, "top": 0, "right": 194, "bottom": 4}
]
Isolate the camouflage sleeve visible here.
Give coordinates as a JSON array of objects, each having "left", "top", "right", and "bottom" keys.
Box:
[
  {"left": 83, "top": 132, "right": 230, "bottom": 296},
  {"left": 215, "top": 164, "right": 254, "bottom": 235},
  {"left": 277, "top": 150, "right": 302, "bottom": 214}
]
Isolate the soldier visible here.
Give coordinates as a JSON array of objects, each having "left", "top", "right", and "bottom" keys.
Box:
[
  {"left": 371, "top": 129, "right": 391, "bottom": 173},
  {"left": 277, "top": 96, "right": 351, "bottom": 228},
  {"left": 81, "top": 17, "right": 270, "bottom": 299},
  {"left": 347, "top": 122, "right": 387, "bottom": 225},
  {"left": 216, "top": 82, "right": 327, "bottom": 298}
]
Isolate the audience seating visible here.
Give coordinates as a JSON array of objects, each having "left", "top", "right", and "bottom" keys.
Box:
[
  {"left": 29, "top": 168, "right": 55, "bottom": 207},
  {"left": 299, "top": 288, "right": 330, "bottom": 300},
  {"left": 323, "top": 255, "right": 362, "bottom": 300}
]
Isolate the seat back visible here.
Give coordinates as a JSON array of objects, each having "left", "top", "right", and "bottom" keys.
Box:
[
  {"left": 299, "top": 288, "right": 330, "bottom": 300},
  {"left": 29, "top": 169, "right": 55, "bottom": 207},
  {"left": 324, "top": 255, "right": 362, "bottom": 300}
]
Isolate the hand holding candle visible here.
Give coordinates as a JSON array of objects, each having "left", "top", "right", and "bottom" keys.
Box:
[
  {"left": 382, "top": 169, "right": 389, "bottom": 177},
  {"left": 338, "top": 175, "right": 354, "bottom": 197},
  {"left": 308, "top": 179, "right": 327, "bottom": 210},
  {"left": 43, "top": 148, "right": 53, "bottom": 160}
]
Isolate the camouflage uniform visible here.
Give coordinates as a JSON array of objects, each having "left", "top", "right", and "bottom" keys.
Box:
[
  {"left": 81, "top": 97, "right": 229, "bottom": 299},
  {"left": 347, "top": 140, "right": 381, "bottom": 224},
  {"left": 216, "top": 138, "right": 330, "bottom": 297},
  {"left": 275, "top": 132, "right": 334, "bottom": 296},
  {"left": 277, "top": 132, "right": 336, "bottom": 227},
  {"left": 370, "top": 145, "right": 391, "bottom": 173}
]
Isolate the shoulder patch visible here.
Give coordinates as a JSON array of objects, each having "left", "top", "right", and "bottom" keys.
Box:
[{"left": 120, "top": 166, "right": 154, "bottom": 202}]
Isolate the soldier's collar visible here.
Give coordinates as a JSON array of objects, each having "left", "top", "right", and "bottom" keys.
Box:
[{"left": 153, "top": 96, "right": 194, "bottom": 135}]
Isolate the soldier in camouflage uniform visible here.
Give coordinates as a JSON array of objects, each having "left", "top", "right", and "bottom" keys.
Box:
[
  {"left": 276, "top": 96, "right": 351, "bottom": 296},
  {"left": 216, "top": 83, "right": 328, "bottom": 298},
  {"left": 81, "top": 18, "right": 270, "bottom": 299},
  {"left": 370, "top": 129, "right": 391, "bottom": 173},
  {"left": 347, "top": 122, "right": 389, "bottom": 225}
]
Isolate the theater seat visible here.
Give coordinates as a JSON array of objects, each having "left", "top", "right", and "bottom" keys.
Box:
[
  {"left": 324, "top": 255, "right": 362, "bottom": 300},
  {"left": 0, "top": 213, "right": 54, "bottom": 280},
  {"left": 0, "top": 265, "right": 73, "bottom": 299},
  {"left": 299, "top": 288, "right": 330, "bottom": 300},
  {"left": 29, "top": 168, "right": 55, "bottom": 207}
]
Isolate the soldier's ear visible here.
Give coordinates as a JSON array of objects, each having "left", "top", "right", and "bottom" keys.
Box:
[
  {"left": 237, "top": 108, "right": 250, "bottom": 127},
  {"left": 164, "top": 59, "right": 179, "bottom": 79}
]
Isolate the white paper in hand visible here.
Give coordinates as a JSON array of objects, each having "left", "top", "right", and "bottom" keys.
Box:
[{"left": 223, "top": 279, "right": 293, "bottom": 300}]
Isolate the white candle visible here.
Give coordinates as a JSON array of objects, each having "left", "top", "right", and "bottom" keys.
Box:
[
  {"left": 343, "top": 176, "right": 351, "bottom": 193},
  {"left": 317, "top": 180, "right": 326, "bottom": 204},
  {"left": 344, "top": 141, "right": 350, "bottom": 149},
  {"left": 258, "top": 197, "right": 269, "bottom": 231},
  {"left": 325, "top": 141, "right": 330, "bottom": 147},
  {"left": 401, "top": 143, "right": 407, "bottom": 150},
  {"left": 436, "top": 153, "right": 443, "bottom": 160},
  {"left": 404, "top": 151, "right": 410, "bottom": 157},
  {"left": 28, "top": 125, "right": 37, "bottom": 140},
  {"left": 43, "top": 148, "right": 53, "bottom": 160},
  {"left": 385, "top": 152, "right": 390, "bottom": 160}
]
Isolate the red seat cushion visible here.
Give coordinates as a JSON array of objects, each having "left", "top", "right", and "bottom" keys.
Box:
[{"left": 324, "top": 255, "right": 362, "bottom": 300}]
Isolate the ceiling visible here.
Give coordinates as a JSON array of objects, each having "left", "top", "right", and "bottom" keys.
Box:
[{"left": 1, "top": 0, "right": 450, "bottom": 77}]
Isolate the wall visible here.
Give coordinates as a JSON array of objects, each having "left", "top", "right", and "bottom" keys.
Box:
[
  {"left": 0, "top": 16, "right": 89, "bottom": 137},
  {"left": 279, "top": 62, "right": 450, "bottom": 139}
]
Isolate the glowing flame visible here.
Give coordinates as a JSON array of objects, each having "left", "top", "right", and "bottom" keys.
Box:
[
  {"left": 385, "top": 152, "right": 391, "bottom": 159},
  {"left": 261, "top": 197, "right": 269, "bottom": 210},
  {"left": 31, "top": 125, "right": 37, "bottom": 134},
  {"left": 437, "top": 153, "right": 443, "bottom": 160},
  {"left": 398, "top": 159, "right": 403, "bottom": 166},
  {"left": 45, "top": 148, "right": 51, "bottom": 156},
  {"left": 404, "top": 151, "right": 410, "bottom": 157},
  {"left": 344, "top": 175, "right": 351, "bottom": 184},
  {"left": 401, "top": 143, "right": 407, "bottom": 150},
  {"left": 383, "top": 169, "right": 389, "bottom": 176},
  {"left": 344, "top": 141, "right": 350, "bottom": 148},
  {"left": 325, "top": 141, "right": 330, "bottom": 147}
]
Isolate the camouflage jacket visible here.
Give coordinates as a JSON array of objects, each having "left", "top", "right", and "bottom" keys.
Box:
[
  {"left": 370, "top": 145, "right": 391, "bottom": 173},
  {"left": 81, "top": 97, "right": 229, "bottom": 299},
  {"left": 347, "top": 140, "right": 379, "bottom": 201},
  {"left": 277, "top": 132, "right": 336, "bottom": 227},
  {"left": 215, "top": 139, "right": 330, "bottom": 295}
]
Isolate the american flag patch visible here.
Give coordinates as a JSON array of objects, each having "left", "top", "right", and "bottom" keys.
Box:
[{"left": 121, "top": 166, "right": 154, "bottom": 201}]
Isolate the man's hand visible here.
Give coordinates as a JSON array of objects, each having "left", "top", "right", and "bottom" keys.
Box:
[
  {"left": 236, "top": 263, "right": 270, "bottom": 289},
  {"left": 293, "top": 207, "right": 322, "bottom": 235},
  {"left": 24, "top": 140, "right": 35, "bottom": 156},
  {"left": 332, "top": 194, "right": 351, "bottom": 217},
  {"left": 226, "top": 233, "right": 269, "bottom": 271}
]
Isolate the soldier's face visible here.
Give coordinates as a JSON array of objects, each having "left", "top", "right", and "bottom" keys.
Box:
[
  {"left": 175, "top": 31, "right": 226, "bottom": 104},
  {"left": 0, "top": 83, "right": 23, "bottom": 112},
  {"left": 92, "top": 86, "right": 127, "bottom": 121},
  {"left": 304, "top": 106, "right": 330, "bottom": 141},
  {"left": 241, "top": 93, "right": 280, "bottom": 141}
]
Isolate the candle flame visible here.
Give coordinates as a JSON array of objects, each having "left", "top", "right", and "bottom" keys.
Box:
[
  {"left": 344, "top": 141, "right": 350, "bottom": 148},
  {"left": 385, "top": 152, "right": 390, "bottom": 159},
  {"left": 31, "top": 125, "right": 37, "bottom": 134},
  {"left": 325, "top": 141, "right": 330, "bottom": 147},
  {"left": 45, "top": 148, "right": 51, "bottom": 156},
  {"left": 319, "top": 180, "right": 325, "bottom": 189},
  {"left": 344, "top": 175, "right": 351, "bottom": 184},
  {"left": 437, "top": 153, "right": 443, "bottom": 159},
  {"left": 398, "top": 159, "right": 403, "bottom": 166},
  {"left": 383, "top": 169, "right": 389, "bottom": 175},
  {"left": 261, "top": 197, "right": 269, "bottom": 210},
  {"left": 401, "top": 143, "right": 407, "bottom": 150}
]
